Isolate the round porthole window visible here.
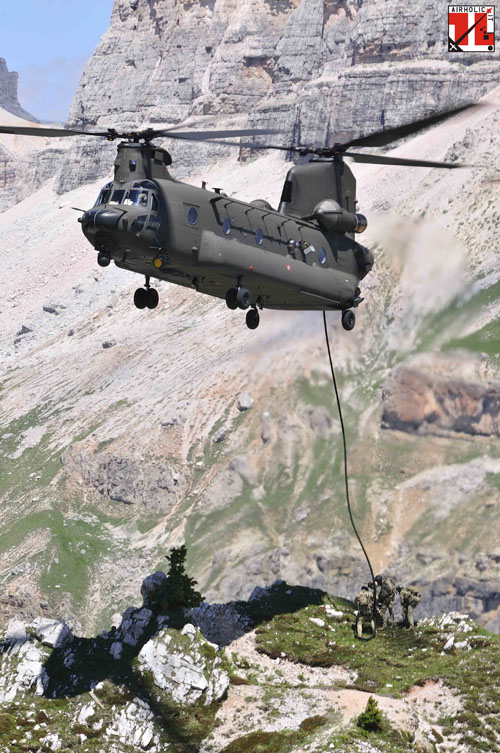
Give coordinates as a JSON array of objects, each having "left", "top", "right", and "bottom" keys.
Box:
[
  {"left": 255, "top": 227, "right": 263, "bottom": 245},
  {"left": 318, "top": 247, "right": 327, "bottom": 264},
  {"left": 187, "top": 207, "right": 198, "bottom": 225},
  {"left": 223, "top": 217, "right": 231, "bottom": 235}
]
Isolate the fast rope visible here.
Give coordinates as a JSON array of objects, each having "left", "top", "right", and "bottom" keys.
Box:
[{"left": 323, "top": 311, "right": 377, "bottom": 640}]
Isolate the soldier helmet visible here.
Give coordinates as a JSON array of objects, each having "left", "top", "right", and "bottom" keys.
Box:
[
  {"left": 361, "top": 585, "right": 369, "bottom": 591},
  {"left": 396, "top": 585, "right": 402, "bottom": 592},
  {"left": 374, "top": 575, "right": 383, "bottom": 584}
]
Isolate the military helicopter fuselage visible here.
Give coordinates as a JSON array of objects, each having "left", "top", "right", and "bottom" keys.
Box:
[
  {"left": 80, "top": 140, "right": 372, "bottom": 327},
  {"left": 2, "top": 104, "right": 470, "bottom": 329}
]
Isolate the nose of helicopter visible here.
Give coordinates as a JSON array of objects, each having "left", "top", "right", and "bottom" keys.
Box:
[{"left": 81, "top": 207, "right": 123, "bottom": 231}]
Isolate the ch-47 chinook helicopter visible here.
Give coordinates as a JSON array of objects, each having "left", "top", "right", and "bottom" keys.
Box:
[{"left": 0, "top": 104, "right": 472, "bottom": 330}]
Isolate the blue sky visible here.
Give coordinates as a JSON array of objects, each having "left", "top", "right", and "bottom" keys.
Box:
[{"left": 0, "top": 0, "right": 114, "bottom": 122}]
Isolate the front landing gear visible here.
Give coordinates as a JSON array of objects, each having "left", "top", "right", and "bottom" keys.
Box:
[
  {"left": 134, "top": 276, "right": 159, "bottom": 310},
  {"left": 341, "top": 309, "right": 355, "bottom": 331},
  {"left": 97, "top": 252, "right": 110, "bottom": 267}
]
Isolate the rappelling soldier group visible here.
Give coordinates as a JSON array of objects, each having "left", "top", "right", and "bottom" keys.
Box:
[{"left": 354, "top": 576, "right": 421, "bottom": 636}]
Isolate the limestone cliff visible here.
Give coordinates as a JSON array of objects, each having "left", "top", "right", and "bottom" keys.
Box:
[
  {"left": 0, "top": 58, "right": 37, "bottom": 122},
  {"left": 56, "top": 0, "right": 500, "bottom": 191}
]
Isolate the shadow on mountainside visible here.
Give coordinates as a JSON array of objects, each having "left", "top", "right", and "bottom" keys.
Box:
[
  {"left": 190, "top": 580, "right": 345, "bottom": 646},
  {"left": 39, "top": 581, "right": 337, "bottom": 751},
  {"left": 41, "top": 606, "right": 213, "bottom": 752}
]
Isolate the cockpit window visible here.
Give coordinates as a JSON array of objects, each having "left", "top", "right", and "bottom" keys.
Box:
[
  {"left": 94, "top": 182, "right": 112, "bottom": 206},
  {"left": 109, "top": 189, "right": 125, "bottom": 205},
  {"left": 123, "top": 189, "right": 149, "bottom": 207}
]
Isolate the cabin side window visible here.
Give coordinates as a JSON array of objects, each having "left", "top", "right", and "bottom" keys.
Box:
[{"left": 187, "top": 206, "right": 198, "bottom": 225}]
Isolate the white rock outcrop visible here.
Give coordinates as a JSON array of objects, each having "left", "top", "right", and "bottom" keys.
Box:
[{"left": 137, "top": 625, "right": 229, "bottom": 705}]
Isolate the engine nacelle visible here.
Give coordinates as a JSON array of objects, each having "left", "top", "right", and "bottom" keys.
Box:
[{"left": 310, "top": 199, "right": 367, "bottom": 234}]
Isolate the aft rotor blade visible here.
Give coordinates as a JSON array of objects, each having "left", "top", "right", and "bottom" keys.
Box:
[
  {"left": 339, "top": 102, "right": 478, "bottom": 150},
  {"left": 345, "top": 151, "right": 468, "bottom": 169},
  {"left": 0, "top": 125, "right": 108, "bottom": 138}
]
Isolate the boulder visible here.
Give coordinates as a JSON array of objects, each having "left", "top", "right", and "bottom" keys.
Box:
[
  {"left": 140, "top": 571, "right": 167, "bottom": 609},
  {"left": 237, "top": 392, "right": 254, "bottom": 411},
  {"left": 32, "top": 618, "right": 73, "bottom": 648}
]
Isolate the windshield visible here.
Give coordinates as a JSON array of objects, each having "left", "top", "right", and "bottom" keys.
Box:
[
  {"left": 94, "top": 184, "right": 160, "bottom": 209},
  {"left": 123, "top": 189, "right": 149, "bottom": 207},
  {"left": 94, "top": 182, "right": 112, "bottom": 206}
]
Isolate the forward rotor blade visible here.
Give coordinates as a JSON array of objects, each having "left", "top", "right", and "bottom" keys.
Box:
[
  {"left": 155, "top": 127, "right": 279, "bottom": 140},
  {"left": 339, "top": 102, "right": 478, "bottom": 150},
  {"left": 345, "top": 151, "right": 468, "bottom": 169},
  {"left": 0, "top": 125, "right": 108, "bottom": 138},
  {"left": 196, "top": 138, "right": 296, "bottom": 151}
]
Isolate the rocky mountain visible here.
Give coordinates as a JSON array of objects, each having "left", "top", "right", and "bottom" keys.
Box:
[
  {"left": 7, "top": 0, "right": 500, "bottom": 199},
  {"left": 1, "top": 578, "right": 499, "bottom": 753},
  {"left": 0, "top": 59, "right": 37, "bottom": 122},
  {"left": 1, "top": 1, "right": 500, "bottom": 642}
]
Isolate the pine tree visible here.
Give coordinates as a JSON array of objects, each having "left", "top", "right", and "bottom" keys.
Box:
[
  {"left": 356, "top": 695, "right": 384, "bottom": 732},
  {"left": 164, "top": 545, "right": 202, "bottom": 609}
]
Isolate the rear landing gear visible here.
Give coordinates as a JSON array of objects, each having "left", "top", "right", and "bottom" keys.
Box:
[
  {"left": 134, "top": 276, "right": 159, "bottom": 310},
  {"left": 226, "top": 283, "right": 261, "bottom": 328},
  {"left": 226, "top": 285, "right": 251, "bottom": 310},
  {"left": 236, "top": 287, "right": 251, "bottom": 310},
  {"left": 246, "top": 308, "right": 260, "bottom": 330},
  {"left": 341, "top": 309, "right": 355, "bottom": 331},
  {"left": 225, "top": 288, "right": 238, "bottom": 310}
]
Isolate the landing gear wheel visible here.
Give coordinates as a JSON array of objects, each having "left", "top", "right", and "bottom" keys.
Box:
[
  {"left": 134, "top": 288, "right": 147, "bottom": 309},
  {"left": 97, "top": 252, "right": 110, "bottom": 267},
  {"left": 246, "top": 308, "right": 260, "bottom": 330},
  {"left": 236, "top": 287, "right": 251, "bottom": 310},
  {"left": 146, "top": 288, "right": 159, "bottom": 309},
  {"left": 341, "top": 309, "right": 355, "bottom": 331},
  {"left": 225, "top": 288, "right": 238, "bottom": 310}
]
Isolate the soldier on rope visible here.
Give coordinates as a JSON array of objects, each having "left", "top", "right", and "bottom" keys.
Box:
[
  {"left": 374, "top": 574, "right": 396, "bottom": 628},
  {"left": 397, "top": 584, "right": 421, "bottom": 628},
  {"left": 354, "top": 585, "right": 375, "bottom": 638}
]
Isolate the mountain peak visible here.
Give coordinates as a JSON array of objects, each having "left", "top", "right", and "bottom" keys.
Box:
[{"left": 0, "top": 58, "right": 38, "bottom": 122}]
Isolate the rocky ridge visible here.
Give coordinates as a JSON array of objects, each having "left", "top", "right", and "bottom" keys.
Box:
[{"left": 0, "top": 578, "right": 499, "bottom": 753}]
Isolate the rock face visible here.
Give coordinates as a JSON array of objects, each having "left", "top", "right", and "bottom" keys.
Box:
[
  {"left": 382, "top": 352, "right": 500, "bottom": 436},
  {"left": 53, "top": 0, "right": 500, "bottom": 193},
  {"left": 0, "top": 58, "right": 37, "bottom": 121},
  {"left": 61, "top": 448, "right": 186, "bottom": 510}
]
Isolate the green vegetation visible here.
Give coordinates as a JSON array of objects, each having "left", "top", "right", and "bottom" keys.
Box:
[
  {"left": 219, "top": 730, "right": 299, "bottom": 753},
  {"left": 356, "top": 696, "right": 384, "bottom": 732},
  {"left": 255, "top": 589, "right": 500, "bottom": 751}
]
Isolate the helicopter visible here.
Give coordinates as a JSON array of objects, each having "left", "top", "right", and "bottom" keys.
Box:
[{"left": 0, "top": 104, "right": 472, "bottom": 330}]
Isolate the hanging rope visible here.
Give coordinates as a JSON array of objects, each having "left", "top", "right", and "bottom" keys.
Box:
[{"left": 323, "top": 311, "right": 377, "bottom": 640}]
